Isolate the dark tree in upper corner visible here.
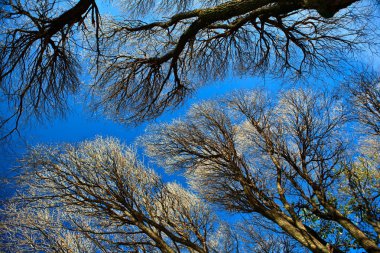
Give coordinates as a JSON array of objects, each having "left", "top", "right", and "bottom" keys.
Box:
[{"left": 0, "top": 0, "right": 377, "bottom": 138}]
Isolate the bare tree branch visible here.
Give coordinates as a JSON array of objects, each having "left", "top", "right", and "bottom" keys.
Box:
[
  {"left": 0, "top": 137, "right": 230, "bottom": 253},
  {"left": 1, "top": 0, "right": 377, "bottom": 137},
  {"left": 143, "top": 85, "right": 380, "bottom": 252},
  {"left": 0, "top": 0, "right": 100, "bottom": 140}
]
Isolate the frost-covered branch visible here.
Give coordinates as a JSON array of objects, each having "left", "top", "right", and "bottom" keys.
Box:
[{"left": 0, "top": 137, "right": 228, "bottom": 253}]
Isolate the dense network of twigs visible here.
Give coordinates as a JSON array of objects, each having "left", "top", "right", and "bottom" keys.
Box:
[
  {"left": 142, "top": 77, "right": 380, "bottom": 252},
  {"left": 0, "top": 1, "right": 379, "bottom": 252},
  {"left": 1, "top": 137, "right": 237, "bottom": 252},
  {"left": 0, "top": 0, "right": 100, "bottom": 139},
  {"left": 0, "top": 0, "right": 376, "bottom": 138},
  {"left": 1, "top": 76, "right": 380, "bottom": 252}
]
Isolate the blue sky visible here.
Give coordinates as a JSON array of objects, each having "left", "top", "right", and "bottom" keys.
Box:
[
  {"left": 1, "top": 56, "right": 379, "bottom": 199},
  {"left": 0, "top": 74, "right": 282, "bottom": 199}
]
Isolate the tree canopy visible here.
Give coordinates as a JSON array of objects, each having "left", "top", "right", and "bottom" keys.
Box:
[
  {"left": 2, "top": 76, "right": 380, "bottom": 252},
  {"left": 1, "top": 138, "right": 231, "bottom": 252},
  {"left": 142, "top": 79, "right": 380, "bottom": 252},
  {"left": 0, "top": 0, "right": 377, "bottom": 138},
  {"left": 1, "top": 0, "right": 380, "bottom": 252}
]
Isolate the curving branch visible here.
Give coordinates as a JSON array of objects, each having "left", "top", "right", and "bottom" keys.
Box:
[
  {"left": 143, "top": 86, "right": 380, "bottom": 252},
  {"left": 0, "top": 0, "right": 374, "bottom": 136},
  {"left": 94, "top": 0, "right": 368, "bottom": 124}
]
